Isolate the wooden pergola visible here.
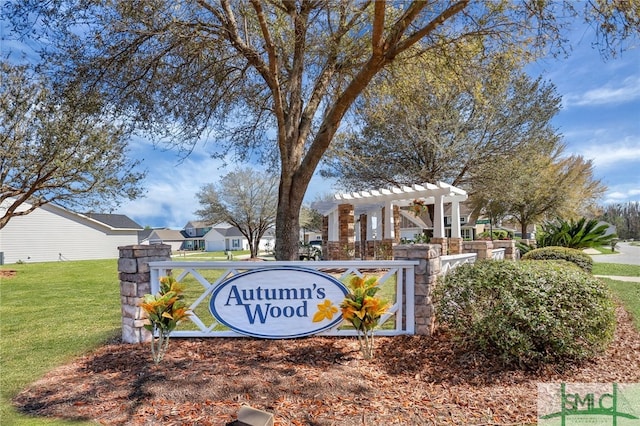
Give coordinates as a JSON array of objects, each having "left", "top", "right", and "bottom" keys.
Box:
[{"left": 312, "top": 182, "right": 468, "bottom": 259}]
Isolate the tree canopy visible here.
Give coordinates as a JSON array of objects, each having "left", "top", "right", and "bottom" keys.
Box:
[
  {"left": 0, "top": 61, "right": 145, "bottom": 229},
  {"left": 195, "top": 167, "right": 278, "bottom": 258},
  {"left": 322, "top": 58, "right": 562, "bottom": 192},
  {"left": 4, "top": 0, "right": 638, "bottom": 257}
]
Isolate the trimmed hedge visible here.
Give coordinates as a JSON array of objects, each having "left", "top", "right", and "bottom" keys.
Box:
[
  {"left": 521, "top": 246, "right": 593, "bottom": 273},
  {"left": 434, "top": 260, "right": 615, "bottom": 369}
]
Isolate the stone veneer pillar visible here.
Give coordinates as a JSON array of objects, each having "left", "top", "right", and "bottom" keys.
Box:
[
  {"left": 118, "top": 244, "right": 172, "bottom": 344},
  {"left": 491, "top": 240, "right": 518, "bottom": 260},
  {"left": 392, "top": 243, "right": 441, "bottom": 336},
  {"left": 461, "top": 240, "right": 493, "bottom": 259},
  {"left": 430, "top": 237, "right": 448, "bottom": 256},
  {"left": 449, "top": 237, "right": 463, "bottom": 254},
  {"left": 338, "top": 203, "right": 355, "bottom": 260}
]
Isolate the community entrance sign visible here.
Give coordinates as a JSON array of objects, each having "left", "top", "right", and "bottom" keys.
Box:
[{"left": 209, "top": 267, "right": 349, "bottom": 338}]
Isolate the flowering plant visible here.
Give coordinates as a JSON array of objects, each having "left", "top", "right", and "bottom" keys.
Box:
[
  {"left": 139, "top": 275, "right": 190, "bottom": 364},
  {"left": 410, "top": 199, "right": 426, "bottom": 216},
  {"left": 340, "top": 276, "right": 390, "bottom": 359}
]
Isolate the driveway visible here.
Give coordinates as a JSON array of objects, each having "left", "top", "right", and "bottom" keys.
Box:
[{"left": 591, "top": 241, "right": 640, "bottom": 266}]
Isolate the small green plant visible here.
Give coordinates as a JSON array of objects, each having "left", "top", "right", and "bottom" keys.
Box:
[
  {"left": 434, "top": 260, "right": 615, "bottom": 369},
  {"left": 537, "top": 217, "right": 617, "bottom": 248},
  {"left": 522, "top": 246, "right": 593, "bottom": 273},
  {"left": 139, "top": 275, "right": 191, "bottom": 364},
  {"left": 340, "top": 276, "right": 390, "bottom": 359}
]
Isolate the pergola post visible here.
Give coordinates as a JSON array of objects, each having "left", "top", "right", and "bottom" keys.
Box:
[{"left": 433, "top": 194, "right": 445, "bottom": 238}]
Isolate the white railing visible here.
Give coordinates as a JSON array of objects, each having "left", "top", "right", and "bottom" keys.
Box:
[
  {"left": 440, "top": 253, "right": 477, "bottom": 276},
  {"left": 492, "top": 248, "right": 506, "bottom": 260},
  {"left": 149, "top": 260, "right": 418, "bottom": 338}
]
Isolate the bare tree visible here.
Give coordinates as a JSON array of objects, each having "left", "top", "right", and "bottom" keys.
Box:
[{"left": 195, "top": 167, "right": 278, "bottom": 259}]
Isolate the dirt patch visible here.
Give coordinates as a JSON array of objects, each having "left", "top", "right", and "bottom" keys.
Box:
[
  {"left": 13, "top": 305, "right": 640, "bottom": 425},
  {"left": 0, "top": 269, "right": 17, "bottom": 279}
]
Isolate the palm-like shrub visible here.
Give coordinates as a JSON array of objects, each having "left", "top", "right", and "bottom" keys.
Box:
[{"left": 537, "top": 217, "right": 617, "bottom": 248}]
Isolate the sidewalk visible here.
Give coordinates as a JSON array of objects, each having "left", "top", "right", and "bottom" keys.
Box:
[{"left": 595, "top": 275, "right": 640, "bottom": 282}]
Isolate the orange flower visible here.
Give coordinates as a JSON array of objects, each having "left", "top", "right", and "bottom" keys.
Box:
[{"left": 313, "top": 299, "right": 338, "bottom": 322}]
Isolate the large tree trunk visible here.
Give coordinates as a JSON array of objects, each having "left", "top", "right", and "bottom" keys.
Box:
[{"left": 275, "top": 171, "right": 307, "bottom": 260}]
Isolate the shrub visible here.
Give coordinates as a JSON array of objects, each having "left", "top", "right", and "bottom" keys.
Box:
[
  {"left": 434, "top": 260, "right": 615, "bottom": 369},
  {"left": 521, "top": 246, "right": 593, "bottom": 273}
]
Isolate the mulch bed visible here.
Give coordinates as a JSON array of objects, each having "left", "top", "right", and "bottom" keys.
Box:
[{"left": 13, "top": 305, "right": 640, "bottom": 426}]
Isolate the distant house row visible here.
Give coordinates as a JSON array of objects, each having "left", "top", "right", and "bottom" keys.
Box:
[
  {"left": 139, "top": 221, "right": 275, "bottom": 253},
  {"left": 0, "top": 199, "right": 268, "bottom": 264}
]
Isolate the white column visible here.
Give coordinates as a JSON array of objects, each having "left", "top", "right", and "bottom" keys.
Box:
[
  {"left": 328, "top": 210, "right": 339, "bottom": 241},
  {"left": 384, "top": 201, "right": 395, "bottom": 239},
  {"left": 367, "top": 210, "right": 376, "bottom": 240},
  {"left": 451, "top": 200, "right": 461, "bottom": 238},
  {"left": 433, "top": 194, "right": 445, "bottom": 238},
  {"left": 375, "top": 208, "right": 383, "bottom": 240}
]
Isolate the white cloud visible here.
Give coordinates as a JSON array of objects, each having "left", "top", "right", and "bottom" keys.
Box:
[
  {"left": 603, "top": 185, "right": 640, "bottom": 205},
  {"left": 119, "top": 151, "right": 231, "bottom": 228},
  {"left": 563, "top": 75, "right": 640, "bottom": 108}
]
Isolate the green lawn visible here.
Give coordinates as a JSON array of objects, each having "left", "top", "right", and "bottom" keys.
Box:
[
  {"left": 593, "top": 263, "right": 640, "bottom": 331},
  {"left": 1, "top": 258, "right": 639, "bottom": 424},
  {"left": 592, "top": 262, "right": 640, "bottom": 277},
  {"left": 1, "top": 259, "right": 121, "bottom": 425}
]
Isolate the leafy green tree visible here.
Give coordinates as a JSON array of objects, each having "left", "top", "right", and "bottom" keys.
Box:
[
  {"left": 599, "top": 201, "right": 640, "bottom": 240},
  {"left": 4, "top": 1, "right": 637, "bottom": 258},
  {"left": 0, "top": 61, "right": 145, "bottom": 229},
  {"left": 474, "top": 144, "right": 605, "bottom": 238},
  {"left": 195, "top": 167, "right": 278, "bottom": 258},
  {"left": 323, "top": 61, "right": 561, "bottom": 193},
  {"left": 537, "top": 217, "right": 617, "bottom": 249}
]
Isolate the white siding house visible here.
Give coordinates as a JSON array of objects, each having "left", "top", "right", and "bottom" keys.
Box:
[
  {"left": 0, "top": 200, "right": 142, "bottom": 264},
  {"left": 204, "top": 223, "right": 248, "bottom": 252}
]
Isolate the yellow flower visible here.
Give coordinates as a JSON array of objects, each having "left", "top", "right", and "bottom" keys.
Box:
[{"left": 312, "top": 299, "right": 338, "bottom": 322}]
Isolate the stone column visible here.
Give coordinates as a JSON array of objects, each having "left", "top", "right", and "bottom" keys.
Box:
[
  {"left": 119, "top": 244, "right": 172, "bottom": 344},
  {"left": 491, "top": 240, "right": 518, "bottom": 260},
  {"left": 338, "top": 203, "right": 354, "bottom": 260},
  {"left": 461, "top": 240, "right": 494, "bottom": 259},
  {"left": 431, "top": 237, "right": 448, "bottom": 256},
  {"left": 449, "top": 237, "right": 463, "bottom": 254},
  {"left": 392, "top": 244, "right": 441, "bottom": 336}
]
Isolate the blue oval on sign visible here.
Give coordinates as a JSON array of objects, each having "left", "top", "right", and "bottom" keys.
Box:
[{"left": 209, "top": 267, "right": 348, "bottom": 338}]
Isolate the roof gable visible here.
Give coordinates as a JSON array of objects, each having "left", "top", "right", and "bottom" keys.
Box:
[{"left": 84, "top": 213, "right": 143, "bottom": 230}]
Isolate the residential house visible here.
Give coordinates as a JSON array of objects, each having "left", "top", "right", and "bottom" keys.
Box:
[{"left": 0, "top": 199, "right": 142, "bottom": 264}]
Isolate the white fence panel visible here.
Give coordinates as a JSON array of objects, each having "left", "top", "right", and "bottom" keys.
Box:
[
  {"left": 149, "top": 260, "right": 418, "bottom": 338},
  {"left": 492, "top": 248, "right": 506, "bottom": 260},
  {"left": 440, "top": 253, "right": 477, "bottom": 276}
]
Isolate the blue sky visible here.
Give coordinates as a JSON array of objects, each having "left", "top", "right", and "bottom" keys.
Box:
[{"left": 2, "top": 18, "right": 638, "bottom": 229}]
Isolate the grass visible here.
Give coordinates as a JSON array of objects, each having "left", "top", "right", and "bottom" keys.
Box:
[
  {"left": 592, "top": 262, "right": 640, "bottom": 331},
  {"left": 1, "top": 258, "right": 639, "bottom": 424},
  {"left": 592, "top": 262, "right": 640, "bottom": 277},
  {"left": 1, "top": 259, "right": 121, "bottom": 425}
]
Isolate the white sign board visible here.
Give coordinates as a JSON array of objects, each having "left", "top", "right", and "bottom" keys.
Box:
[{"left": 209, "top": 267, "right": 349, "bottom": 338}]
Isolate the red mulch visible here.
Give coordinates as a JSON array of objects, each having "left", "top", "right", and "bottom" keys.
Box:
[{"left": 13, "top": 306, "right": 640, "bottom": 426}]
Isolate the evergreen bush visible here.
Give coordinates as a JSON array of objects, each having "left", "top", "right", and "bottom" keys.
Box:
[
  {"left": 434, "top": 260, "right": 615, "bottom": 369},
  {"left": 521, "top": 246, "right": 593, "bottom": 273}
]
